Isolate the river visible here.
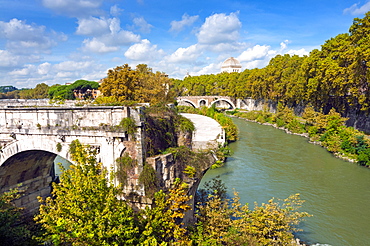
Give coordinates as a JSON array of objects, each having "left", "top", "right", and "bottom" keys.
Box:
[{"left": 200, "top": 117, "right": 370, "bottom": 245}]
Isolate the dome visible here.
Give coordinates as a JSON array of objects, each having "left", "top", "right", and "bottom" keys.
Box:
[{"left": 221, "top": 57, "right": 242, "bottom": 73}]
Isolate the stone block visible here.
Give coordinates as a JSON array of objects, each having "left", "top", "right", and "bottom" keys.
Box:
[{"left": 40, "top": 187, "right": 51, "bottom": 197}]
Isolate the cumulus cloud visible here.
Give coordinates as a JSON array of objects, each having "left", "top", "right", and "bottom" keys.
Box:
[
  {"left": 344, "top": 1, "right": 370, "bottom": 15},
  {"left": 9, "top": 64, "right": 36, "bottom": 76},
  {"left": 82, "top": 38, "right": 119, "bottom": 53},
  {"left": 0, "top": 50, "right": 23, "bottom": 67},
  {"left": 38, "top": 62, "right": 52, "bottom": 75},
  {"left": 5, "top": 58, "right": 106, "bottom": 88},
  {"left": 81, "top": 18, "right": 140, "bottom": 53},
  {"left": 132, "top": 17, "right": 153, "bottom": 33},
  {"left": 279, "top": 40, "right": 309, "bottom": 56},
  {"left": 238, "top": 45, "right": 272, "bottom": 62},
  {"left": 124, "top": 39, "right": 165, "bottom": 62},
  {"left": 110, "top": 5, "right": 123, "bottom": 16},
  {"left": 285, "top": 48, "right": 309, "bottom": 56},
  {"left": 76, "top": 17, "right": 111, "bottom": 36},
  {"left": 197, "top": 12, "right": 241, "bottom": 45},
  {"left": 193, "top": 62, "right": 221, "bottom": 76},
  {"left": 166, "top": 44, "right": 201, "bottom": 63},
  {"left": 0, "top": 18, "right": 64, "bottom": 54},
  {"left": 42, "top": 0, "right": 103, "bottom": 17},
  {"left": 170, "top": 14, "right": 199, "bottom": 33}
]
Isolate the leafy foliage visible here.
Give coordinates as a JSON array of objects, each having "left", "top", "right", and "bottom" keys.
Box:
[
  {"left": 139, "top": 178, "right": 192, "bottom": 245},
  {"left": 118, "top": 117, "right": 137, "bottom": 138},
  {"left": 193, "top": 179, "right": 310, "bottom": 245},
  {"left": 0, "top": 188, "right": 39, "bottom": 246},
  {"left": 99, "top": 64, "right": 175, "bottom": 104},
  {"left": 48, "top": 80, "right": 99, "bottom": 100},
  {"left": 35, "top": 140, "right": 139, "bottom": 245},
  {"left": 138, "top": 163, "right": 159, "bottom": 199}
]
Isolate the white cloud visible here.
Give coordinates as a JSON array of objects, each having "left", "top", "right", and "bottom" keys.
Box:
[
  {"left": 38, "top": 62, "right": 52, "bottom": 75},
  {"left": 5, "top": 58, "right": 106, "bottom": 88},
  {"left": 170, "top": 14, "right": 199, "bottom": 33},
  {"left": 9, "top": 64, "right": 36, "bottom": 76},
  {"left": 166, "top": 44, "right": 201, "bottom": 63},
  {"left": 197, "top": 12, "right": 241, "bottom": 45},
  {"left": 42, "top": 0, "right": 103, "bottom": 17},
  {"left": 238, "top": 45, "right": 271, "bottom": 62},
  {"left": 81, "top": 18, "right": 140, "bottom": 53},
  {"left": 54, "top": 60, "right": 96, "bottom": 71},
  {"left": 193, "top": 62, "right": 221, "bottom": 76},
  {"left": 82, "top": 38, "right": 119, "bottom": 53},
  {"left": 0, "top": 50, "right": 22, "bottom": 67},
  {"left": 124, "top": 39, "right": 165, "bottom": 61},
  {"left": 76, "top": 17, "right": 111, "bottom": 36},
  {"left": 110, "top": 5, "right": 123, "bottom": 16},
  {"left": 344, "top": 1, "right": 370, "bottom": 15},
  {"left": 132, "top": 17, "right": 153, "bottom": 33},
  {"left": 285, "top": 48, "right": 309, "bottom": 56},
  {"left": 280, "top": 40, "right": 290, "bottom": 51},
  {"left": 0, "top": 18, "right": 63, "bottom": 54}
]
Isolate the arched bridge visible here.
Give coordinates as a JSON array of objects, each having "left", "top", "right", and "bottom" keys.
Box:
[
  {"left": 176, "top": 96, "right": 237, "bottom": 109},
  {"left": 0, "top": 102, "right": 225, "bottom": 216},
  {"left": 0, "top": 106, "right": 145, "bottom": 214}
]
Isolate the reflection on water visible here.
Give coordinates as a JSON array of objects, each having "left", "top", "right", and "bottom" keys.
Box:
[
  {"left": 200, "top": 118, "right": 370, "bottom": 246},
  {"left": 53, "top": 155, "right": 72, "bottom": 177}
]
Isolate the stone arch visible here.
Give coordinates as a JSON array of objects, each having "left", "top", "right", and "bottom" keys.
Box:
[
  {"left": 210, "top": 99, "right": 236, "bottom": 109},
  {"left": 0, "top": 150, "right": 59, "bottom": 215},
  {"left": 198, "top": 99, "right": 207, "bottom": 107},
  {"left": 178, "top": 99, "right": 196, "bottom": 108},
  {"left": 0, "top": 138, "right": 70, "bottom": 166}
]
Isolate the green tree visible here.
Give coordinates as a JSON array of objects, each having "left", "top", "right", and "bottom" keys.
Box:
[
  {"left": 139, "top": 179, "right": 192, "bottom": 245},
  {"left": 0, "top": 188, "right": 39, "bottom": 246},
  {"left": 35, "top": 140, "right": 139, "bottom": 245},
  {"left": 100, "top": 64, "right": 139, "bottom": 102}
]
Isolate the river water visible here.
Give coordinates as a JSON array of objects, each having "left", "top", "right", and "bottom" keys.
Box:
[{"left": 200, "top": 117, "right": 370, "bottom": 246}]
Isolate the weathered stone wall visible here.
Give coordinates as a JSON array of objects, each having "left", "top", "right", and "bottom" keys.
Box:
[
  {"left": 0, "top": 150, "right": 56, "bottom": 216},
  {"left": 0, "top": 106, "right": 129, "bottom": 130},
  {"left": 146, "top": 151, "right": 216, "bottom": 224},
  {"left": 0, "top": 106, "right": 146, "bottom": 215}
]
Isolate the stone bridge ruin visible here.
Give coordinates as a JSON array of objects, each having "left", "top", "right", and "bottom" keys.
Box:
[{"left": 0, "top": 103, "right": 224, "bottom": 215}]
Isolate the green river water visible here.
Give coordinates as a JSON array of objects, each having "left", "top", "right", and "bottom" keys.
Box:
[{"left": 200, "top": 117, "right": 370, "bottom": 246}]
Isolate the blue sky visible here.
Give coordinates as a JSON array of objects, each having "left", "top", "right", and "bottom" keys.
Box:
[{"left": 0, "top": 0, "right": 369, "bottom": 88}]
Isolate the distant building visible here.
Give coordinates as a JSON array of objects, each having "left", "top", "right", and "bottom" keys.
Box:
[{"left": 221, "top": 57, "right": 242, "bottom": 73}]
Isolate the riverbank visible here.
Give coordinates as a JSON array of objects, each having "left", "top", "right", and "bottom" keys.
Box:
[
  {"left": 232, "top": 115, "right": 357, "bottom": 164},
  {"left": 226, "top": 107, "right": 369, "bottom": 166},
  {"left": 200, "top": 117, "right": 370, "bottom": 245}
]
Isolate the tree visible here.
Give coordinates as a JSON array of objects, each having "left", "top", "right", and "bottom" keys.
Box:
[
  {"left": 99, "top": 64, "right": 174, "bottom": 104},
  {"left": 35, "top": 140, "right": 139, "bottom": 245},
  {"left": 100, "top": 64, "right": 139, "bottom": 102},
  {"left": 48, "top": 84, "right": 75, "bottom": 100},
  {"left": 194, "top": 179, "right": 310, "bottom": 246},
  {"left": 139, "top": 178, "right": 192, "bottom": 245},
  {"left": 0, "top": 188, "right": 39, "bottom": 246}
]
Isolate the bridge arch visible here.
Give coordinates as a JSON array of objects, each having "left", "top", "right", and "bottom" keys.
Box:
[
  {"left": 198, "top": 99, "right": 207, "bottom": 107},
  {"left": 0, "top": 138, "right": 70, "bottom": 167},
  {"left": 0, "top": 149, "right": 68, "bottom": 215},
  {"left": 178, "top": 99, "right": 196, "bottom": 108},
  {"left": 210, "top": 98, "right": 236, "bottom": 109}
]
